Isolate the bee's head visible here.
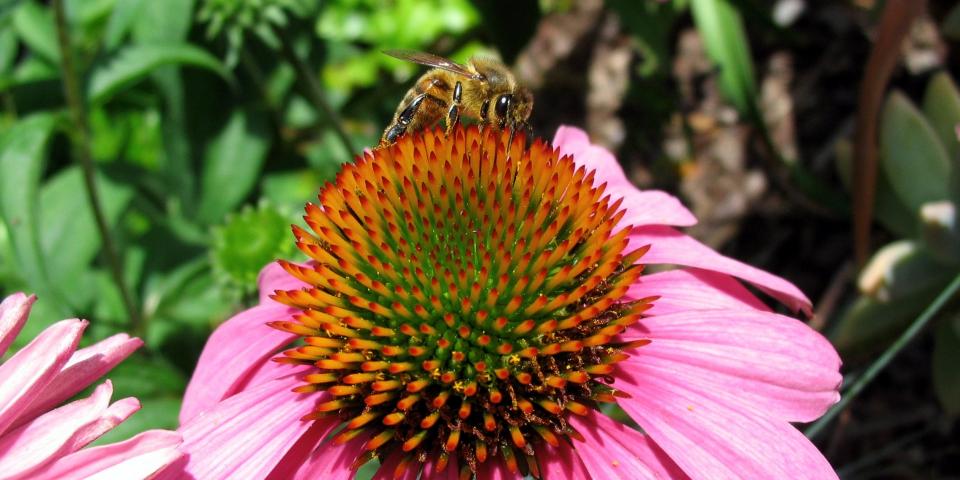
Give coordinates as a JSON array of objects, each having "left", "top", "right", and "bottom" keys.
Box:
[{"left": 493, "top": 87, "right": 534, "bottom": 130}]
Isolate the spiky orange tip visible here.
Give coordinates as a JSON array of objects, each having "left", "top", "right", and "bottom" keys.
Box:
[{"left": 271, "top": 124, "right": 652, "bottom": 478}]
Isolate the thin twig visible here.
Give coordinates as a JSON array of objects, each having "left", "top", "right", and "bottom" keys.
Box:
[
  {"left": 53, "top": 0, "right": 142, "bottom": 332},
  {"left": 805, "top": 272, "right": 960, "bottom": 439},
  {"left": 272, "top": 25, "right": 356, "bottom": 155}
]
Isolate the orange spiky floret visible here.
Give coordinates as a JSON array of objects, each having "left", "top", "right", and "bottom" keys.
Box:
[{"left": 270, "top": 124, "right": 652, "bottom": 479}]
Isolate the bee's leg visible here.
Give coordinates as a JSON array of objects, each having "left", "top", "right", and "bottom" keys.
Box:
[
  {"left": 381, "top": 93, "right": 427, "bottom": 146},
  {"left": 444, "top": 81, "right": 462, "bottom": 135}
]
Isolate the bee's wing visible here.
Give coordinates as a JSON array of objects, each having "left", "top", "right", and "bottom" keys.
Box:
[{"left": 383, "top": 50, "right": 483, "bottom": 80}]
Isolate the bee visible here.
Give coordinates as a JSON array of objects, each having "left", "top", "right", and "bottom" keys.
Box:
[{"left": 379, "top": 50, "right": 533, "bottom": 147}]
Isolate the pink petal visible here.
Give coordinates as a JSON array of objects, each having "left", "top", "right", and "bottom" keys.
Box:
[
  {"left": 165, "top": 374, "right": 321, "bottom": 480},
  {"left": 0, "top": 381, "right": 139, "bottom": 479},
  {"left": 31, "top": 430, "right": 182, "bottom": 480},
  {"left": 264, "top": 418, "right": 341, "bottom": 480},
  {"left": 13, "top": 334, "right": 142, "bottom": 430},
  {"left": 533, "top": 441, "right": 592, "bottom": 480},
  {"left": 629, "top": 225, "right": 812, "bottom": 314},
  {"left": 613, "top": 187, "right": 698, "bottom": 228},
  {"left": 289, "top": 429, "right": 370, "bottom": 480},
  {"left": 179, "top": 303, "right": 297, "bottom": 424},
  {"left": 626, "top": 269, "right": 770, "bottom": 315},
  {"left": 0, "top": 293, "right": 35, "bottom": 357},
  {"left": 258, "top": 261, "right": 310, "bottom": 304},
  {"left": 0, "top": 319, "right": 85, "bottom": 436},
  {"left": 476, "top": 456, "right": 521, "bottom": 480},
  {"left": 568, "top": 411, "right": 688, "bottom": 479},
  {"left": 616, "top": 352, "right": 838, "bottom": 479},
  {"left": 553, "top": 126, "right": 631, "bottom": 189},
  {"left": 621, "top": 309, "right": 840, "bottom": 422}
]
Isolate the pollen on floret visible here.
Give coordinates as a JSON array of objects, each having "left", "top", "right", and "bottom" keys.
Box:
[{"left": 270, "top": 124, "right": 651, "bottom": 478}]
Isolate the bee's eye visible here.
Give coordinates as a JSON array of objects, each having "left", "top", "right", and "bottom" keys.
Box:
[{"left": 495, "top": 94, "right": 512, "bottom": 118}]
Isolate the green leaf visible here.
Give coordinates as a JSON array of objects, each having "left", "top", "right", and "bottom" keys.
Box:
[
  {"left": 0, "top": 113, "right": 70, "bottom": 316},
  {"left": 87, "top": 43, "right": 233, "bottom": 105},
  {"left": 880, "top": 91, "right": 952, "bottom": 213},
  {"left": 131, "top": 0, "right": 194, "bottom": 42},
  {"left": 933, "top": 315, "right": 960, "bottom": 416},
  {"left": 0, "top": 27, "right": 16, "bottom": 74},
  {"left": 834, "top": 139, "right": 916, "bottom": 236},
  {"left": 39, "top": 167, "right": 134, "bottom": 305},
  {"left": 922, "top": 72, "right": 960, "bottom": 161},
  {"left": 103, "top": 0, "right": 145, "bottom": 50},
  {"left": 11, "top": 0, "right": 58, "bottom": 64},
  {"left": 197, "top": 109, "right": 270, "bottom": 224},
  {"left": 831, "top": 288, "right": 939, "bottom": 357},
  {"left": 689, "top": 0, "right": 757, "bottom": 117}
]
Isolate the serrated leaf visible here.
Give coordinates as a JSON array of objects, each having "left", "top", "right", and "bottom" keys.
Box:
[
  {"left": 0, "top": 113, "right": 70, "bottom": 316},
  {"left": 11, "top": 0, "right": 57, "bottom": 64},
  {"left": 922, "top": 72, "right": 960, "bottom": 161},
  {"left": 689, "top": 0, "right": 757, "bottom": 117},
  {"left": 87, "top": 43, "right": 232, "bottom": 105},
  {"left": 198, "top": 109, "right": 270, "bottom": 224},
  {"left": 39, "top": 167, "right": 134, "bottom": 305},
  {"left": 933, "top": 315, "right": 960, "bottom": 416},
  {"left": 880, "top": 91, "right": 952, "bottom": 213}
]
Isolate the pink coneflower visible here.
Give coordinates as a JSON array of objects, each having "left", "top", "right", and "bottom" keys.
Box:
[
  {"left": 170, "top": 125, "right": 841, "bottom": 479},
  {"left": 0, "top": 292, "right": 183, "bottom": 479}
]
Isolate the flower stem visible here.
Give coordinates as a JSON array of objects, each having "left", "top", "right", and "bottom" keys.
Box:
[
  {"left": 272, "top": 25, "right": 356, "bottom": 155},
  {"left": 53, "top": 0, "right": 142, "bottom": 333},
  {"left": 805, "top": 272, "right": 960, "bottom": 439}
]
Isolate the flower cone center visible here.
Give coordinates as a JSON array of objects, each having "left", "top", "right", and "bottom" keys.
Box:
[{"left": 271, "top": 125, "right": 651, "bottom": 478}]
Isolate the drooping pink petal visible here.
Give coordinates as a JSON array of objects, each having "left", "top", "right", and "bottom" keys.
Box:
[
  {"left": 552, "top": 126, "right": 697, "bottom": 228},
  {"left": 612, "top": 187, "right": 697, "bottom": 228},
  {"left": 258, "top": 261, "right": 310, "bottom": 304},
  {"left": 0, "top": 319, "right": 85, "bottom": 436},
  {"left": 553, "top": 126, "right": 631, "bottom": 189},
  {"left": 179, "top": 303, "right": 297, "bottom": 424},
  {"left": 12, "top": 334, "right": 142, "bottom": 430},
  {"left": 629, "top": 225, "right": 812, "bottom": 314},
  {"left": 623, "top": 309, "right": 840, "bottom": 422},
  {"left": 568, "top": 411, "right": 688, "bottom": 479},
  {"left": 626, "top": 269, "right": 770, "bottom": 315},
  {"left": 0, "top": 381, "right": 139, "bottom": 479},
  {"left": 30, "top": 430, "right": 182, "bottom": 480},
  {"left": 165, "top": 374, "right": 321, "bottom": 480},
  {"left": 616, "top": 353, "right": 838, "bottom": 479},
  {"left": 533, "top": 440, "right": 592, "bottom": 480},
  {"left": 0, "top": 293, "right": 35, "bottom": 356},
  {"left": 289, "top": 430, "right": 371, "bottom": 480},
  {"left": 264, "top": 418, "right": 341, "bottom": 480}
]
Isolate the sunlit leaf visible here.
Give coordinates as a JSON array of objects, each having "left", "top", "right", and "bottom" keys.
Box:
[
  {"left": 103, "top": 0, "right": 145, "bottom": 50},
  {"left": 831, "top": 287, "right": 939, "bottom": 357},
  {"left": 197, "top": 109, "right": 270, "bottom": 224},
  {"left": 880, "top": 91, "right": 952, "bottom": 212},
  {"left": 689, "top": 0, "right": 757, "bottom": 117},
  {"left": 87, "top": 43, "right": 232, "bottom": 105}
]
